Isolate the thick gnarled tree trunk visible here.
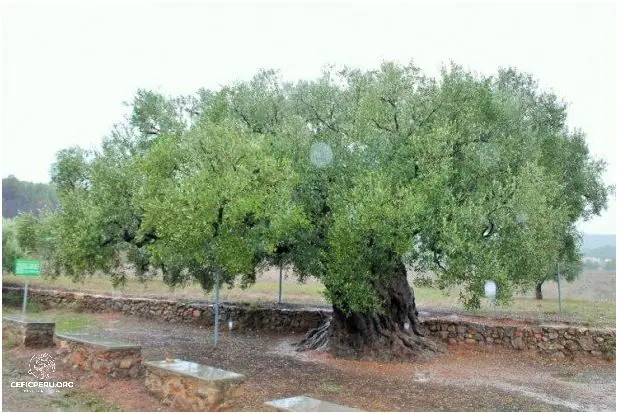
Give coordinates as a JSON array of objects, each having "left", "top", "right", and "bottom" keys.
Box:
[
  {"left": 535, "top": 281, "right": 543, "bottom": 300},
  {"left": 295, "top": 261, "right": 445, "bottom": 361}
]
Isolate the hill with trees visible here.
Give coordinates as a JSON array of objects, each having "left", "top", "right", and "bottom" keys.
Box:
[{"left": 2, "top": 175, "right": 58, "bottom": 218}]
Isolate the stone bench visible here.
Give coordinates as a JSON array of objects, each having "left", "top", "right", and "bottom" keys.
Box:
[
  {"left": 265, "top": 396, "right": 361, "bottom": 412},
  {"left": 2, "top": 315, "right": 55, "bottom": 348},
  {"left": 144, "top": 359, "right": 245, "bottom": 411},
  {"left": 55, "top": 333, "right": 143, "bottom": 378}
]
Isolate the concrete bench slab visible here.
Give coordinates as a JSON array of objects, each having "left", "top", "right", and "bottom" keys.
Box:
[
  {"left": 55, "top": 333, "right": 141, "bottom": 351},
  {"left": 145, "top": 359, "right": 245, "bottom": 411},
  {"left": 3, "top": 315, "right": 55, "bottom": 347},
  {"left": 55, "top": 333, "right": 143, "bottom": 378},
  {"left": 265, "top": 396, "right": 361, "bottom": 412}
]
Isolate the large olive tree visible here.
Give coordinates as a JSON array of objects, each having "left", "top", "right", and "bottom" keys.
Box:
[{"left": 48, "top": 62, "right": 609, "bottom": 360}]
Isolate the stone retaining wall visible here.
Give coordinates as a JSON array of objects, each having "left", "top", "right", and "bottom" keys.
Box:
[
  {"left": 3, "top": 285, "right": 325, "bottom": 334},
  {"left": 3, "top": 285, "right": 615, "bottom": 359},
  {"left": 422, "top": 316, "right": 615, "bottom": 359}
]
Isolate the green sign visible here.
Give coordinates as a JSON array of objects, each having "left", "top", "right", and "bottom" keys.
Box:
[{"left": 15, "top": 259, "right": 41, "bottom": 276}]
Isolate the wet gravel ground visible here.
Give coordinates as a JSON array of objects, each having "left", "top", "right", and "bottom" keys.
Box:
[
  {"left": 3, "top": 310, "right": 615, "bottom": 412},
  {"left": 90, "top": 312, "right": 616, "bottom": 412}
]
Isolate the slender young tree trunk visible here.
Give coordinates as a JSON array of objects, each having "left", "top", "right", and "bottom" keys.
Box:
[
  {"left": 535, "top": 281, "right": 543, "bottom": 300},
  {"left": 296, "top": 261, "right": 444, "bottom": 361}
]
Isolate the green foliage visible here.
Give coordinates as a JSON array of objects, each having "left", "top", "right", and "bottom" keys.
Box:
[
  {"left": 15, "top": 212, "right": 39, "bottom": 254},
  {"left": 2, "top": 219, "right": 21, "bottom": 273},
  {"left": 45, "top": 62, "right": 610, "bottom": 314}
]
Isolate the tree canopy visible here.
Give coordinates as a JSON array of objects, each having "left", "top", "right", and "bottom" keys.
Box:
[{"left": 47, "top": 63, "right": 609, "bottom": 310}]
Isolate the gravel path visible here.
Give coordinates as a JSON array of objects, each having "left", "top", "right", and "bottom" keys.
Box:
[{"left": 90, "top": 312, "right": 616, "bottom": 411}]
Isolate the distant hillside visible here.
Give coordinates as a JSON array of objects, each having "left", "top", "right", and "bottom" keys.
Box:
[
  {"left": 2, "top": 175, "right": 58, "bottom": 218},
  {"left": 582, "top": 234, "right": 616, "bottom": 252},
  {"left": 583, "top": 245, "right": 616, "bottom": 260}
]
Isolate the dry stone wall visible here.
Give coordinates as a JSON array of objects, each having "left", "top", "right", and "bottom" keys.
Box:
[
  {"left": 3, "top": 285, "right": 326, "bottom": 334},
  {"left": 3, "top": 285, "right": 615, "bottom": 359},
  {"left": 422, "top": 316, "right": 615, "bottom": 359}
]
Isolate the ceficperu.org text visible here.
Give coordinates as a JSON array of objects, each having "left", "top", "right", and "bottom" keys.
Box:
[{"left": 11, "top": 382, "right": 74, "bottom": 388}]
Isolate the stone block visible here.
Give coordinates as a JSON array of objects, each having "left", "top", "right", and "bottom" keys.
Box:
[
  {"left": 3, "top": 315, "right": 55, "bottom": 348},
  {"left": 265, "top": 396, "right": 361, "bottom": 412},
  {"left": 145, "top": 359, "right": 245, "bottom": 411},
  {"left": 55, "top": 333, "right": 142, "bottom": 378}
]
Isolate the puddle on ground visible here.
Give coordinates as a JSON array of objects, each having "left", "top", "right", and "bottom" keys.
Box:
[{"left": 551, "top": 371, "right": 611, "bottom": 384}]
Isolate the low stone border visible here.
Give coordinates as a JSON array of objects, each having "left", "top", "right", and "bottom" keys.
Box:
[
  {"left": 144, "top": 359, "right": 245, "bottom": 411},
  {"left": 3, "top": 285, "right": 615, "bottom": 359},
  {"left": 2, "top": 315, "right": 55, "bottom": 348},
  {"left": 265, "top": 396, "right": 361, "bottom": 412},
  {"left": 423, "top": 316, "right": 615, "bottom": 359},
  {"left": 55, "top": 333, "right": 143, "bottom": 378}
]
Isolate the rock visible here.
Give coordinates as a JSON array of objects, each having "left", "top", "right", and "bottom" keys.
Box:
[
  {"left": 548, "top": 332, "right": 558, "bottom": 340},
  {"left": 193, "top": 310, "right": 201, "bottom": 318},
  {"left": 129, "top": 364, "right": 143, "bottom": 378},
  {"left": 511, "top": 337, "right": 525, "bottom": 350},
  {"left": 551, "top": 351, "right": 565, "bottom": 359},
  {"left": 595, "top": 337, "right": 605, "bottom": 343},
  {"left": 577, "top": 336, "right": 593, "bottom": 351},
  {"left": 119, "top": 358, "right": 134, "bottom": 369}
]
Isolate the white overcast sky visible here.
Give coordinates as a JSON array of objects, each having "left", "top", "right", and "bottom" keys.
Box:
[{"left": 1, "top": 0, "right": 616, "bottom": 234}]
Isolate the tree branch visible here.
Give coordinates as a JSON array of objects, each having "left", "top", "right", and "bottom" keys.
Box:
[
  {"left": 299, "top": 97, "right": 340, "bottom": 134},
  {"left": 372, "top": 119, "right": 396, "bottom": 133}
]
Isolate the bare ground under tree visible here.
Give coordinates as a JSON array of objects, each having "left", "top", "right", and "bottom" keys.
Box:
[{"left": 3, "top": 310, "right": 615, "bottom": 412}]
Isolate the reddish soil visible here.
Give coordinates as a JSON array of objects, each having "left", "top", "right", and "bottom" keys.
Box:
[{"left": 3, "top": 311, "right": 615, "bottom": 412}]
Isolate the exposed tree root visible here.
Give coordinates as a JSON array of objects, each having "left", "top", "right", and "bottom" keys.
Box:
[
  {"left": 294, "top": 319, "right": 332, "bottom": 352},
  {"left": 294, "top": 260, "right": 446, "bottom": 361}
]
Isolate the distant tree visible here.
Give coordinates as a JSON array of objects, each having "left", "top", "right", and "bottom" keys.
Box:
[
  {"left": 2, "top": 218, "right": 21, "bottom": 273},
  {"left": 48, "top": 63, "right": 610, "bottom": 360}
]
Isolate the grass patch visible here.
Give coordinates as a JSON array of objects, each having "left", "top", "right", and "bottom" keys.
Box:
[
  {"left": 55, "top": 312, "right": 100, "bottom": 333},
  {"left": 2, "top": 305, "right": 101, "bottom": 334},
  {"left": 50, "top": 390, "right": 120, "bottom": 412}
]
